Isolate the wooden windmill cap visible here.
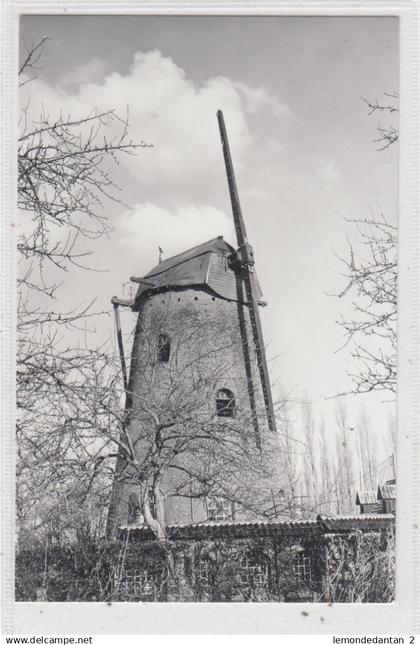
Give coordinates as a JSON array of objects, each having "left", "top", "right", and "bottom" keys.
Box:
[{"left": 131, "top": 236, "right": 264, "bottom": 310}]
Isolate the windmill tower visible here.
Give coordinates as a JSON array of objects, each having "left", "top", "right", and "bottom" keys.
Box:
[{"left": 107, "top": 112, "right": 278, "bottom": 539}]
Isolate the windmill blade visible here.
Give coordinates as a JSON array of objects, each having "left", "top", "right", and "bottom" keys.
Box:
[
  {"left": 216, "top": 110, "right": 248, "bottom": 248},
  {"left": 242, "top": 268, "right": 277, "bottom": 433},
  {"left": 217, "top": 110, "right": 276, "bottom": 433}
]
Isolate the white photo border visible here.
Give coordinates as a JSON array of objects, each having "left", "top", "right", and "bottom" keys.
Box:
[{"left": 1, "top": 0, "right": 419, "bottom": 635}]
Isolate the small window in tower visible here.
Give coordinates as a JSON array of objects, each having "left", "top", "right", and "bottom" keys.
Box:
[
  {"left": 157, "top": 334, "right": 170, "bottom": 363},
  {"left": 216, "top": 389, "right": 235, "bottom": 417}
]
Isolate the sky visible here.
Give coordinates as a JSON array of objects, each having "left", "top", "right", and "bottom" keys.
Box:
[{"left": 19, "top": 15, "right": 398, "bottom": 457}]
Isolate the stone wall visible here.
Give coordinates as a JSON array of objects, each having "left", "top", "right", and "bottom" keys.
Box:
[
  {"left": 107, "top": 285, "right": 279, "bottom": 537},
  {"left": 15, "top": 522, "right": 395, "bottom": 602},
  {"left": 112, "top": 526, "right": 394, "bottom": 603}
]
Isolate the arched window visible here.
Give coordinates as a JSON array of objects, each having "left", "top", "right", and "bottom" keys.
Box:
[
  {"left": 157, "top": 334, "right": 170, "bottom": 363},
  {"left": 216, "top": 389, "right": 235, "bottom": 417}
]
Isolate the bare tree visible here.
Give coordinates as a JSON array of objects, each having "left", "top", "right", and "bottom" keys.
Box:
[
  {"left": 106, "top": 304, "right": 289, "bottom": 542},
  {"left": 337, "top": 214, "right": 397, "bottom": 395},
  {"left": 300, "top": 396, "right": 319, "bottom": 515},
  {"left": 357, "top": 403, "right": 378, "bottom": 491},
  {"left": 17, "top": 297, "right": 293, "bottom": 598},
  {"left": 322, "top": 527, "right": 395, "bottom": 602},
  {"left": 17, "top": 40, "right": 293, "bottom": 593},
  {"left": 275, "top": 395, "right": 303, "bottom": 518},
  {"left": 361, "top": 92, "right": 398, "bottom": 150},
  {"left": 317, "top": 413, "right": 336, "bottom": 516},
  {"left": 337, "top": 93, "right": 398, "bottom": 395},
  {"left": 333, "top": 401, "right": 354, "bottom": 514},
  {"left": 16, "top": 37, "right": 148, "bottom": 552},
  {"left": 18, "top": 39, "right": 149, "bottom": 306},
  {"left": 16, "top": 348, "right": 122, "bottom": 549}
]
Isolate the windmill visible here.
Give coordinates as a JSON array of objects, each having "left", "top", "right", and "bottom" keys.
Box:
[
  {"left": 107, "top": 111, "right": 278, "bottom": 537},
  {"left": 216, "top": 110, "right": 276, "bottom": 435}
]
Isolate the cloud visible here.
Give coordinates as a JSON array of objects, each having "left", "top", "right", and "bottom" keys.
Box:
[
  {"left": 317, "top": 159, "right": 340, "bottom": 183},
  {"left": 20, "top": 49, "right": 291, "bottom": 192},
  {"left": 117, "top": 202, "right": 236, "bottom": 264},
  {"left": 234, "top": 81, "right": 293, "bottom": 120},
  {"left": 60, "top": 57, "right": 109, "bottom": 88},
  {"left": 19, "top": 49, "right": 293, "bottom": 285}
]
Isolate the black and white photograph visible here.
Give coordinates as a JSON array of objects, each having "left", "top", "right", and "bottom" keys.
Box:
[{"left": 14, "top": 13, "right": 401, "bottom": 608}]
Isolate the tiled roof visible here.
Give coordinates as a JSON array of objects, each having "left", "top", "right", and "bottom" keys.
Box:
[
  {"left": 355, "top": 490, "right": 378, "bottom": 505},
  {"left": 378, "top": 483, "right": 396, "bottom": 501},
  {"left": 317, "top": 514, "right": 394, "bottom": 532},
  {"left": 119, "top": 514, "right": 395, "bottom": 539},
  {"left": 120, "top": 518, "right": 319, "bottom": 536},
  {"left": 173, "top": 518, "right": 318, "bottom": 529}
]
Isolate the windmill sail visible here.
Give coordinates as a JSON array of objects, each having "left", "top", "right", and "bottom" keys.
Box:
[{"left": 217, "top": 110, "right": 276, "bottom": 433}]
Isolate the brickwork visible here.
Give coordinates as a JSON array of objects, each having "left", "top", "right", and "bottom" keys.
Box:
[{"left": 107, "top": 285, "right": 276, "bottom": 537}]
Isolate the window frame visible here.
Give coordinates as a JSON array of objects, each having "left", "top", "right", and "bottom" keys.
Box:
[
  {"left": 195, "top": 557, "right": 212, "bottom": 589},
  {"left": 215, "top": 388, "right": 236, "bottom": 418},
  {"left": 118, "top": 566, "right": 163, "bottom": 599},
  {"left": 239, "top": 554, "right": 269, "bottom": 590},
  {"left": 292, "top": 551, "right": 312, "bottom": 585},
  {"left": 156, "top": 333, "right": 170, "bottom": 363}
]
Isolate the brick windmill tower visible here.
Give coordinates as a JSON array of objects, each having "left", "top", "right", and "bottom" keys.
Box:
[{"left": 107, "top": 112, "right": 279, "bottom": 540}]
